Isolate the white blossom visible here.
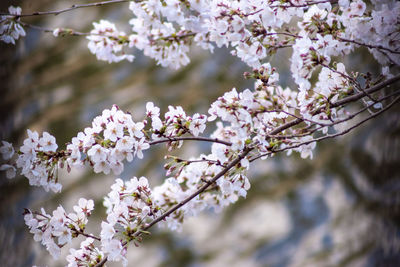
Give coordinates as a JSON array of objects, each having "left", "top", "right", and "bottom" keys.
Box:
[
  {"left": 0, "top": 6, "right": 25, "bottom": 44},
  {"left": 0, "top": 141, "right": 14, "bottom": 160},
  {"left": 0, "top": 164, "right": 16, "bottom": 179}
]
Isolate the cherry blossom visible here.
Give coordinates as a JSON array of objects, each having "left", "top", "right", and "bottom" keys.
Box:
[
  {"left": 0, "top": 141, "right": 14, "bottom": 160},
  {"left": 87, "top": 20, "right": 134, "bottom": 63},
  {"left": 0, "top": 164, "right": 16, "bottom": 179},
  {"left": 24, "top": 198, "right": 95, "bottom": 259},
  {"left": 66, "top": 237, "right": 104, "bottom": 267},
  {"left": 0, "top": 6, "right": 25, "bottom": 44},
  {"left": 0, "top": 1, "right": 399, "bottom": 266}
]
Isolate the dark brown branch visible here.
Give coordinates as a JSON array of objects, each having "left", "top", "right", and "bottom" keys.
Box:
[
  {"left": 94, "top": 147, "right": 252, "bottom": 267},
  {"left": 274, "top": 87, "right": 400, "bottom": 129},
  {"left": 251, "top": 95, "right": 400, "bottom": 161},
  {"left": 270, "top": 0, "right": 337, "bottom": 8},
  {"left": 141, "top": 148, "right": 251, "bottom": 231},
  {"left": 268, "top": 74, "right": 400, "bottom": 136},
  {"left": 19, "top": 21, "right": 89, "bottom": 36},
  {"left": 338, "top": 37, "right": 400, "bottom": 55},
  {"left": 0, "top": 0, "right": 129, "bottom": 17},
  {"left": 77, "top": 231, "right": 101, "bottom": 241},
  {"left": 332, "top": 74, "right": 400, "bottom": 108},
  {"left": 149, "top": 136, "right": 232, "bottom": 146}
]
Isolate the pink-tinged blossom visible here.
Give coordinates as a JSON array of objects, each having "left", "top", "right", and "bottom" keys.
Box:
[
  {"left": 104, "top": 121, "right": 124, "bottom": 142},
  {"left": 146, "top": 102, "right": 160, "bottom": 118},
  {"left": 110, "top": 160, "right": 124, "bottom": 175},
  {"left": 0, "top": 6, "right": 25, "bottom": 45},
  {"left": 116, "top": 136, "right": 134, "bottom": 151},
  {"left": 128, "top": 122, "right": 144, "bottom": 138},
  {"left": 0, "top": 164, "right": 16, "bottom": 179},
  {"left": 134, "top": 138, "right": 149, "bottom": 159},
  {"left": 66, "top": 238, "right": 104, "bottom": 267},
  {"left": 101, "top": 239, "right": 127, "bottom": 266},
  {"left": 100, "top": 221, "right": 116, "bottom": 241},
  {"left": 74, "top": 198, "right": 94, "bottom": 215},
  {"left": 39, "top": 132, "right": 58, "bottom": 152},
  {"left": 349, "top": 0, "right": 366, "bottom": 17},
  {"left": 93, "top": 160, "right": 111, "bottom": 174},
  {"left": 87, "top": 20, "right": 134, "bottom": 63},
  {"left": 0, "top": 141, "right": 14, "bottom": 160},
  {"left": 87, "top": 144, "right": 107, "bottom": 163},
  {"left": 189, "top": 113, "right": 207, "bottom": 136},
  {"left": 24, "top": 198, "right": 95, "bottom": 259}
]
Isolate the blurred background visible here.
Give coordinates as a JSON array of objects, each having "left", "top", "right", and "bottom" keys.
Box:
[{"left": 1, "top": 1, "right": 400, "bottom": 266}]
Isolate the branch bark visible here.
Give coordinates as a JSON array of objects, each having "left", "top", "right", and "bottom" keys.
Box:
[
  {"left": 149, "top": 136, "right": 232, "bottom": 146},
  {"left": 0, "top": 0, "right": 129, "bottom": 17},
  {"left": 251, "top": 93, "right": 400, "bottom": 161},
  {"left": 268, "top": 74, "right": 400, "bottom": 136}
]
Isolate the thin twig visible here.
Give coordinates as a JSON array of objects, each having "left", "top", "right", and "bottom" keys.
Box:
[
  {"left": 0, "top": 0, "right": 130, "bottom": 17},
  {"left": 149, "top": 136, "right": 232, "bottom": 146},
  {"left": 19, "top": 21, "right": 90, "bottom": 36},
  {"left": 78, "top": 231, "right": 101, "bottom": 241},
  {"left": 332, "top": 74, "right": 400, "bottom": 108},
  {"left": 338, "top": 37, "right": 400, "bottom": 55},
  {"left": 268, "top": 74, "right": 400, "bottom": 136},
  {"left": 185, "top": 158, "right": 222, "bottom": 165},
  {"left": 320, "top": 63, "right": 377, "bottom": 105},
  {"left": 142, "top": 148, "right": 251, "bottom": 231},
  {"left": 269, "top": 0, "right": 337, "bottom": 8},
  {"left": 251, "top": 95, "right": 400, "bottom": 161}
]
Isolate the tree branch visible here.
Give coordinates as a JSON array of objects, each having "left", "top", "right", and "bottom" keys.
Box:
[
  {"left": 268, "top": 74, "right": 400, "bottom": 136},
  {"left": 149, "top": 136, "right": 232, "bottom": 146},
  {"left": 77, "top": 231, "right": 101, "bottom": 241},
  {"left": 269, "top": 0, "right": 337, "bottom": 8},
  {"left": 332, "top": 74, "right": 400, "bottom": 108},
  {"left": 0, "top": 0, "right": 130, "bottom": 17},
  {"left": 338, "top": 37, "right": 400, "bottom": 55},
  {"left": 19, "top": 21, "right": 89, "bottom": 36},
  {"left": 141, "top": 148, "right": 251, "bottom": 231},
  {"left": 251, "top": 94, "right": 400, "bottom": 161},
  {"left": 94, "top": 147, "right": 252, "bottom": 267}
]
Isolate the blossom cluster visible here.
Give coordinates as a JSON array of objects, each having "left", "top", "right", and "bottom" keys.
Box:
[
  {"left": 152, "top": 123, "right": 252, "bottom": 230},
  {"left": 155, "top": 150, "right": 250, "bottom": 223},
  {"left": 24, "top": 198, "right": 94, "bottom": 259},
  {"left": 66, "top": 237, "right": 104, "bottom": 267},
  {"left": 100, "top": 176, "right": 158, "bottom": 266},
  {"left": 147, "top": 102, "right": 207, "bottom": 144},
  {"left": 65, "top": 103, "right": 207, "bottom": 176},
  {"left": 208, "top": 62, "right": 350, "bottom": 159},
  {"left": 0, "top": 103, "right": 208, "bottom": 192},
  {"left": 86, "top": 20, "right": 134, "bottom": 63},
  {"left": 66, "top": 105, "right": 149, "bottom": 176},
  {"left": 82, "top": 0, "right": 400, "bottom": 72},
  {"left": 0, "top": 130, "right": 62, "bottom": 192},
  {"left": 1, "top": 1, "right": 398, "bottom": 72},
  {"left": 0, "top": 6, "right": 25, "bottom": 44},
  {"left": 339, "top": 0, "right": 400, "bottom": 65}
]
